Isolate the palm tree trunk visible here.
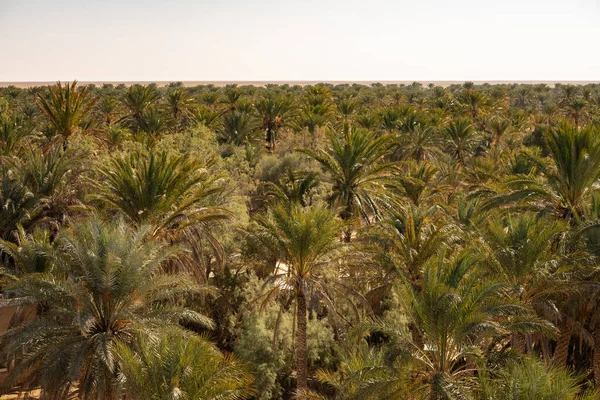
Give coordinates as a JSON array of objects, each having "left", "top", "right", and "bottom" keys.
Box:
[
  {"left": 512, "top": 333, "right": 527, "bottom": 353},
  {"left": 296, "top": 288, "right": 309, "bottom": 392},
  {"left": 553, "top": 321, "right": 572, "bottom": 367},
  {"left": 594, "top": 329, "right": 600, "bottom": 388}
]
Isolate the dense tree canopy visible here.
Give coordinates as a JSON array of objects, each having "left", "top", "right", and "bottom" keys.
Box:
[{"left": 1, "top": 81, "right": 600, "bottom": 399}]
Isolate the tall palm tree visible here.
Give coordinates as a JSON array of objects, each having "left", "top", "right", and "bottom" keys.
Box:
[
  {"left": 116, "top": 330, "right": 253, "bottom": 400},
  {"left": 299, "top": 128, "right": 396, "bottom": 238},
  {"left": 252, "top": 204, "right": 346, "bottom": 393},
  {"left": 483, "top": 213, "right": 566, "bottom": 355},
  {"left": 36, "top": 81, "right": 96, "bottom": 146},
  {"left": 255, "top": 95, "right": 295, "bottom": 152},
  {"left": 1, "top": 218, "right": 210, "bottom": 399}
]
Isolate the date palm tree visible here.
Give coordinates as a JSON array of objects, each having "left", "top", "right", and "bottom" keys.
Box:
[
  {"left": 443, "top": 117, "right": 481, "bottom": 165},
  {"left": 36, "top": 81, "right": 96, "bottom": 147},
  {"left": 483, "top": 213, "right": 566, "bottom": 355},
  {"left": 116, "top": 330, "right": 253, "bottom": 400},
  {"left": 255, "top": 95, "right": 295, "bottom": 152},
  {"left": 253, "top": 204, "right": 346, "bottom": 393},
  {"left": 299, "top": 128, "right": 396, "bottom": 239},
  {"left": 483, "top": 122, "right": 600, "bottom": 221},
  {"left": 1, "top": 218, "right": 210, "bottom": 399},
  {"left": 93, "top": 150, "right": 230, "bottom": 282},
  {"left": 219, "top": 110, "right": 259, "bottom": 145},
  {"left": 307, "top": 252, "right": 551, "bottom": 400}
]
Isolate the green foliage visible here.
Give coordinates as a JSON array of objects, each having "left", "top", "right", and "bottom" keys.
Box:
[
  {"left": 2, "top": 82, "right": 600, "bottom": 399},
  {"left": 117, "top": 329, "right": 253, "bottom": 400}
]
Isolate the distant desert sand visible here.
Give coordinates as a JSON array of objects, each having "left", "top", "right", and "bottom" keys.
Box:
[{"left": 0, "top": 80, "right": 599, "bottom": 88}]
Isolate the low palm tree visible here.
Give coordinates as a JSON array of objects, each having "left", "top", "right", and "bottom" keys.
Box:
[
  {"left": 1, "top": 218, "right": 210, "bottom": 399},
  {"left": 478, "top": 356, "right": 598, "bottom": 400},
  {"left": 483, "top": 213, "right": 566, "bottom": 355},
  {"left": 309, "top": 252, "right": 551, "bottom": 400},
  {"left": 117, "top": 329, "right": 253, "bottom": 400},
  {"left": 93, "top": 150, "right": 230, "bottom": 283}
]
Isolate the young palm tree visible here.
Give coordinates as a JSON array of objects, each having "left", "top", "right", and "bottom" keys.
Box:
[
  {"left": 1, "top": 218, "right": 210, "bottom": 399},
  {"left": 264, "top": 169, "right": 319, "bottom": 208},
  {"left": 0, "top": 115, "right": 33, "bottom": 156},
  {"left": 299, "top": 128, "right": 396, "bottom": 238},
  {"left": 253, "top": 204, "right": 346, "bottom": 393},
  {"left": 116, "top": 330, "right": 253, "bottom": 400},
  {"left": 36, "top": 81, "right": 96, "bottom": 146},
  {"left": 120, "top": 84, "right": 161, "bottom": 122},
  {"left": 395, "top": 125, "right": 442, "bottom": 162},
  {"left": 478, "top": 356, "right": 598, "bottom": 400}
]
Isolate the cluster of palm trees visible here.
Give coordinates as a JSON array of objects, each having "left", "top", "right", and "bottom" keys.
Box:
[{"left": 1, "top": 80, "right": 600, "bottom": 399}]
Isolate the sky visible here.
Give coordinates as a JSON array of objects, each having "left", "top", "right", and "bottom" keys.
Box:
[{"left": 0, "top": 0, "right": 599, "bottom": 82}]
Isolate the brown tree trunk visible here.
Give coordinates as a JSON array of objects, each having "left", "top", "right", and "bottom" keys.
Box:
[
  {"left": 512, "top": 333, "right": 527, "bottom": 353},
  {"left": 553, "top": 321, "right": 572, "bottom": 367},
  {"left": 594, "top": 329, "right": 600, "bottom": 388},
  {"left": 296, "top": 289, "right": 309, "bottom": 393}
]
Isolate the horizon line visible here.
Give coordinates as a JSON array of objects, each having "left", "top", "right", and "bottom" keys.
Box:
[{"left": 1, "top": 80, "right": 599, "bottom": 89}]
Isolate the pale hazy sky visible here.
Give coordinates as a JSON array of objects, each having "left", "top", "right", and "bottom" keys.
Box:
[{"left": 0, "top": 0, "right": 599, "bottom": 81}]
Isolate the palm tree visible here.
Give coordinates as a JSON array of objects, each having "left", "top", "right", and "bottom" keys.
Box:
[
  {"left": 255, "top": 95, "right": 295, "bottom": 152},
  {"left": 219, "top": 110, "right": 259, "bottom": 145},
  {"left": 311, "top": 252, "right": 550, "bottom": 400},
  {"left": 93, "top": 150, "right": 230, "bottom": 282},
  {"left": 116, "top": 329, "right": 253, "bottom": 400},
  {"left": 36, "top": 81, "right": 96, "bottom": 146},
  {"left": 395, "top": 125, "right": 442, "bottom": 162},
  {"left": 0, "top": 115, "right": 33, "bottom": 156},
  {"left": 94, "top": 96, "right": 120, "bottom": 127},
  {"left": 264, "top": 169, "right": 319, "bottom": 208},
  {"left": 166, "top": 88, "right": 193, "bottom": 125},
  {"left": 1, "top": 218, "right": 210, "bottom": 399},
  {"left": 484, "top": 123, "right": 600, "bottom": 221},
  {"left": 252, "top": 204, "right": 346, "bottom": 393},
  {"left": 369, "top": 204, "right": 458, "bottom": 291},
  {"left": 120, "top": 84, "right": 161, "bottom": 129},
  {"left": 478, "top": 356, "right": 598, "bottom": 400},
  {"left": 442, "top": 117, "right": 481, "bottom": 164},
  {"left": 299, "top": 128, "right": 396, "bottom": 238},
  {"left": 483, "top": 213, "right": 566, "bottom": 355},
  {"left": 0, "top": 147, "right": 82, "bottom": 242},
  {"left": 488, "top": 116, "right": 512, "bottom": 147}
]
